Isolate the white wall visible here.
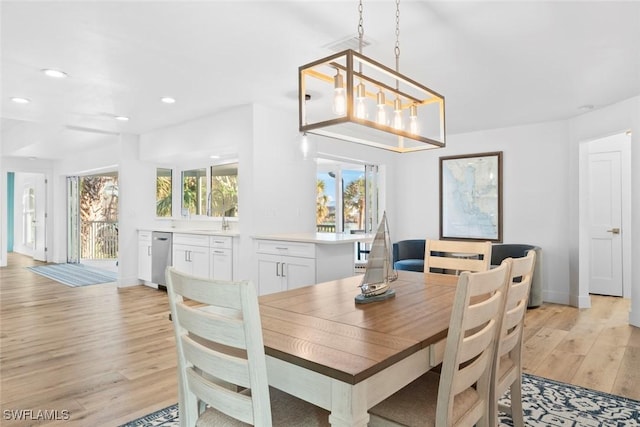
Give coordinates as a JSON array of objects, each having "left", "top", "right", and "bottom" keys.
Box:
[
  {"left": 118, "top": 134, "right": 154, "bottom": 286},
  {"left": 394, "top": 121, "right": 571, "bottom": 304}
]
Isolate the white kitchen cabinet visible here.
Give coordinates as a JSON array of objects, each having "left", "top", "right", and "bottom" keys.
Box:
[
  {"left": 254, "top": 233, "right": 367, "bottom": 296},
  {"left": 138, "top": 230, "right": 152, "bottom": 282},
  {"left": 210, "top": 236, "right": 233, "bottom": 280},
  {"left": 172, "top": 233, "right": 210, "bottom": 278},
  {"left": 255, "top": 240, "right": 316, "bottom": 295},
  {"left": 256, "top": 253, "right": 315, "bottom": 295},
  {"left": 282, "top": 256, "right": 316, "bottom": 289}
]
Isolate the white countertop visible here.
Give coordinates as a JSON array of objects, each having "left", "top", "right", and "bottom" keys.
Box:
[
  {"left": 139, "top": 227, "right": 240, "bottom": 237},
  {"left": 252, "top": 232, "right": 374, "bottom": 244}
]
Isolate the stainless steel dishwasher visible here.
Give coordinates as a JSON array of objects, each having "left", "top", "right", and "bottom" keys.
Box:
[{"left": 152, "top": 231, "right": 172, "bottom": 286}]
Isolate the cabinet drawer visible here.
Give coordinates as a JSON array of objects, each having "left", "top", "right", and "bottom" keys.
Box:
[
  {"left": 255, "top": 240, "right": 315, "bottom": 258},
  {"left": 173, "top": 233, "right": 209, "bottom": 247},
  {"left": 138, "top": 230, "right": 152, "bottom": 242},
  {"left": 210, "top": 236, "right": 232, "bottom": 249}
]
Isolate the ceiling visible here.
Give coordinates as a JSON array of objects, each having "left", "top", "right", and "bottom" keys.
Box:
[{"left": 2, "top": 1, "right": 639, "bottom": 160}]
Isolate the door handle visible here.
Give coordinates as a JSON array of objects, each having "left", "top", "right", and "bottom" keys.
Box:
[
  {"left": 281, "top": 263, "right": 286, "bottom": 278},
  {"left": 607, "top": 228, "right": 620, "bottom": 234}
]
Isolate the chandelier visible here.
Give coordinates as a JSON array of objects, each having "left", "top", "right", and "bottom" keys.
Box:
[{"left": 299, "top": 0, "right": 445, "bottom": 153}]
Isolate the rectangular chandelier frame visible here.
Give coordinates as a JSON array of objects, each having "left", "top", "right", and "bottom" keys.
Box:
[{"left": 299, "top": 49, "right": 446, "bottom": 153}]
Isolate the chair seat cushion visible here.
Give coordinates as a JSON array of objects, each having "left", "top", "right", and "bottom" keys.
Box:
[
  {"left": 197, "top": 386, "right": 330, "bottom": 426},
  {"left": 394, "top": 259, "right": 424, "bottom": 272},
  {"left": 369, "top": 371, "right": 479, "bottom": 426}
]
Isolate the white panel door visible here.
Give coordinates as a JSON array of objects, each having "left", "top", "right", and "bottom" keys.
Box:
[
  {"left": 588, "top": 151, "right": 622, "bottom": 296},
  {"left": 32, "top": 175, "right": 48, "bottom": 262}
]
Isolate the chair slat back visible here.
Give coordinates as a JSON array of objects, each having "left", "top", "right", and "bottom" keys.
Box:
[
  {"left": 425, "top": 239, "right": 492, "bottom": 275},
  {"left": 436, "top": 260, "right": 511, "bottom": 426},
  {"left": 499, "top": 250, "right": 536, "bottom": 358},
  {"left": 166, "top": 267, "right": 272, "bottom": 427}
]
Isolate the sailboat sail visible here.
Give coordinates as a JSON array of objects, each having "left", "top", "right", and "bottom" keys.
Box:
[{"left": 359, "top": 212, "right": 397, "bottom": 298}]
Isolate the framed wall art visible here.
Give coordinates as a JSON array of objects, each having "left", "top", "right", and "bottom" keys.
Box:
[{"left": 439, "top": 151, "right": 503, "bottom": 242}]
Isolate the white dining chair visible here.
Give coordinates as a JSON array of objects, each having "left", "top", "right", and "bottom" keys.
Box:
[
  {"left": 490, "top": 250, "right": 536, "bottom": 427},
  {"left": 368, "top": 259, "right": 511, "bottom": 426},
  {"left": 425, "top": 239, "right": 492, "bottom": 275},
  {"left": 166, "top": 267, "right": 330, "bottom": 427}
]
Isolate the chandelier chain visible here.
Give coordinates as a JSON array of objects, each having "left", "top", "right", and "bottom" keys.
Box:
[
  {"left": 395, "top": 0, "right": 401, "bottom": 71},
  {"left": 358, "top": 0, "right": 364, "bottom": 54}
]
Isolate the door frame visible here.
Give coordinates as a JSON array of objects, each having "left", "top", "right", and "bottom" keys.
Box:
[{"left": 578, "top": 131, "right": 632, "bottom": 307}]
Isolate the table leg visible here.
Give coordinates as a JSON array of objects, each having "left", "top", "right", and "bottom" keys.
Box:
[{"left": 328, "top": 380, "right": 370, "bottom": 427}]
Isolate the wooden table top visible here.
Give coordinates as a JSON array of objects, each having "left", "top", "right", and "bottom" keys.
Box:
[{"left": 259, "top": 271, "right": 458, "bottom": 385}]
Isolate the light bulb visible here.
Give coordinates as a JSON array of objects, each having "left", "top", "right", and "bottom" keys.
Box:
[
  {"left": 355, "top": 82, "right": 366, "bottom": 119},
  {"left": 409, "top": 104, "right": 419, "bottom": 134},
  {"left": 376, "top": 90, "right": 386, "bottom": 125},
  {"left": 332, "top": 71, "right": 346, "bottom": 115},
  {"left": 301, "top": 133, "right": 309, "bottom": 158},
  {"left": 393, "top": 97, "right": 403, "bottom": 130}
]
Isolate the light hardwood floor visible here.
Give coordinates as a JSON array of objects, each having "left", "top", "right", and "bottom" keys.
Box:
[{"left": 1, "top": 253, "right": 638, "bottom": 426}]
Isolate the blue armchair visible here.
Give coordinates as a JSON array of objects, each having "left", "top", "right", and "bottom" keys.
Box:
[
  {"left": 491, "top": 244, "right": 543, "bottom": 308},
  {"left": 392, "top": 239, "right": 426, "bottom": 272}
]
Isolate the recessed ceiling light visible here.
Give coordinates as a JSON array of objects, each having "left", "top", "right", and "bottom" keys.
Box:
[
  {"left": 209, "top": 155, "right": 220, "bottom": 159},
  {"left": 42, "top": 69, "right": 68, "bottom": 78},
  {"left": 11, "top": 97, "right": 30, "bottom": 104},
  {"left": 161, "top": 97, "right": 176, "bottom": 104},
  {"left": 114, "top": 116, "right": 130, "bottom": 121}
]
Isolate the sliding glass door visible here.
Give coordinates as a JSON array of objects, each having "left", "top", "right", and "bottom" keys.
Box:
[{"left": 67, "top": 176, "right": 80, "bottom": 264}]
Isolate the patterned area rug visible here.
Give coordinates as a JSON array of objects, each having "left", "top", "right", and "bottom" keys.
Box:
[
  {"left": 119, "top": 374, "right": 640, "bottom": 426},
  {"left": 27, "top": 263, "right": 117, "bottom": 287}
]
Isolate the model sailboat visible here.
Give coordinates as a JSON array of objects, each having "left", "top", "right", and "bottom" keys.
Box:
[{"left": 355, "top": 212, "right": 398, "bottom": 303}]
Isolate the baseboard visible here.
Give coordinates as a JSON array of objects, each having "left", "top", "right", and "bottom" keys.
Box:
[
  {"left": 570, "top": 293, "right": 592, "bottom": 308},
  {"left": 542, "top": 290, "right": 570, "bottom": 305},
  {"left": 629, "top": 306, "right": 640, "bottom": 328}
]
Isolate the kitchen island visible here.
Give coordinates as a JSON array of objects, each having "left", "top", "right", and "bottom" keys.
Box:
[{"left": 253, "top": 232, "right": 373, "bottom": 295}]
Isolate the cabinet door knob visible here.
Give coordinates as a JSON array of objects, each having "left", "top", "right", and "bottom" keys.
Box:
[
  {"left": 276, "top": 262, "right": 280, "bottom": 277},
  {"left": 281, "top": 263, "right": 286, "bottom": 278}
]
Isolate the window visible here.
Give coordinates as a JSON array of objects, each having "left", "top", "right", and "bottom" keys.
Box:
[
  {"left": 156, "top": 168, "right": 172, "bottom": 217},
  {"left": 316, "top": 160, "right": 379, "bottom": 233},
  {"left": 22, "top": 187, "right": 35, "bottom": 247},
  {"left": 209, "top": 162, "right": 238, "bottom": 217},
  {"left": 182, "top": 168, "right": 207, "bottom": 216}
]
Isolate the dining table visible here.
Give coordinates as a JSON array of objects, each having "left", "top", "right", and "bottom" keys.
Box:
[{"left": 259, "top": 270, "right": 459, "bottom": 426}]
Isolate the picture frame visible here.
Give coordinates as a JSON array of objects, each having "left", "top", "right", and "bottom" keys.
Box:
[{"left": 439, "top": 151, "right": 503, "bottom": 242}]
